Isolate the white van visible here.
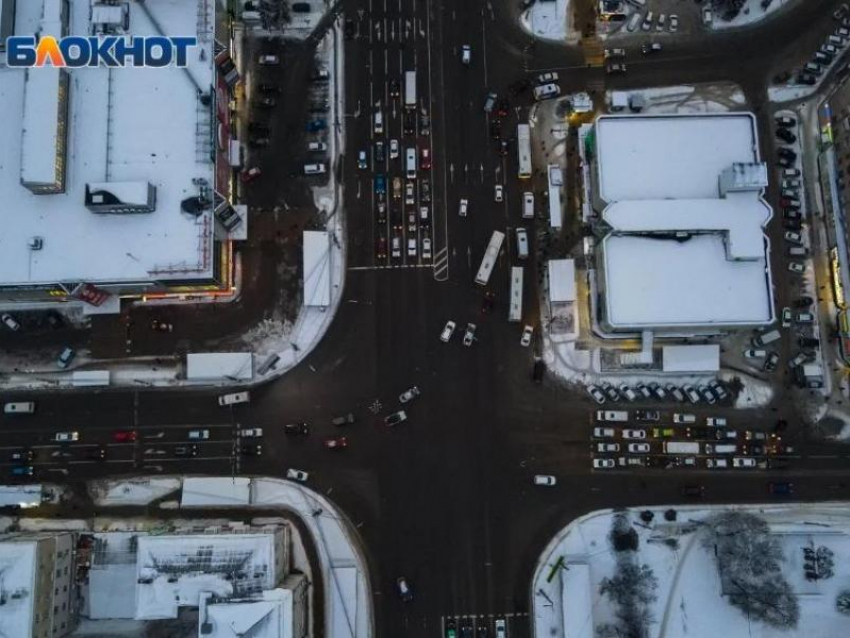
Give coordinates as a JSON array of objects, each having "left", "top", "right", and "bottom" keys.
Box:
[
  {"left": 218, "top": 391, "right": 250, "bottom": 406},
  {"left": 522, "top": 192, "right": 534, "bottom": 219},
  {"left": 374, "top": 110, "right": 384, "bottom": 134},
  {"left": 626, "top": 12, "right": 642, "bottom": 32},
  {"left": 406, "top": 148, "right": 417, "bottom": 179},
  {"left": 516, "top": 227, "right": 529, "bottom": 259},
  {"left": 4, "top": 402, "right": 35, "bottom": 414},
  {"left": 533, "top": 83, "right": 560, "bottom": 101},
  {"left": 304, "top": 163, "right": 327, "bottom": 175},
  {"left": 752, "top": 329, "right": 781, "bottom": 347}
]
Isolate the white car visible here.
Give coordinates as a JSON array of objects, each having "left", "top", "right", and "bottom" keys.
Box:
[
  {"left": 732, "top": 457, "right": 756, "bottom": 468},
  {"left": 702, "top": 7, "right": 713, "bottom": 25},
  {"left": 622, "top": 429, "right": 646, "bottom": 440},
  {"left": 536, "top": 71, "right": 559, "bottom": 83},
  {"left": 1, "top": 313, "right": 20, "bottom": 331},
  {"left": 788, "top": 262, "right": 805, "bottom": 273},
  {"left": 520, "top": 325, "right": 534, "bottom": 347},
  {"left": 459, "top": 198, "right": 469, "bottom": 217},
  {"left": 587, "top": 385, "right": 606, "bottom": 404},
  {"left": 656, "top": 13, "right": 666, "bottom": 30},
  {"left": 463, "top": 323, "right": 477, "bottom": 346},
  {"left": 494, "top": 185, "right": 504, "bottom": 202},
  {"left": 672, "top": 413, "right": 696, "bottom": 424},
  {"left": 188, "top": 429, "right": 210, "bottom": 440},
  {"left": 308, "top": 142, "right": 327, "bottom": 152},
  {"left": 619, "top": 384, "right": 638, "bottom": 402},
  {"left": 533, "top": 474, "right": 557, "bottom": 486},
  {"left": 407, "top": 238, "right": 417, "bottom": 257},
  {"left": 286, "top": 468, "right": 309, "bottom": 482},
  {"left": 259, "top": 54, "right": 280, "bottom": 65},
  {"left": 399, "top": 386, "right": 420, "bottom": 403},
  {"left": 669, "top": 14, "right": 679, "bottom": 32},
  {"left": 219, "top": 391, "right": 250, "bottom": 406},
  {"left": 422, "top": 237, "right": 432, "bottom": 260},
  {"left": 440, "top": 320, "right": 456, "bottom": 342},
  {"left": 461, "top": 44, "right": 471, "bottom": 64},
  {"left": 744, "top": 349, "right": 766, "bottom": 358},
  {"left": 405, "top": 182, "right": 415, "bottom": 205},
  {"left": 593, "top": 458, "right": 615, "bottom": 469},
  {"left": 628, "top": 443, "right": 650, "bottom": 453},
  {"left": 593, "top": 427, "right": 615, "bottom": 438},
  {"left": 55, "top": 431, "right": 79, "bottom": 442},
  {"left": 706, "top": 417, "right": 727, "bottom": 427},
  {"left": 239, "top": 428, "right": 263, "bottom": 438},
  {"left": 390, "top": 139, "right": 399, "bottom": 159},
  {"left": 706, "top": 458, "right": 728, "bottom": 468},
  {"left": 597, "top": 443, "right": 620, "bottom": 453}
]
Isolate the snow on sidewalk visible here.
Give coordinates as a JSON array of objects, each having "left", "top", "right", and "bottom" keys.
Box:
[
  {"left": 520, "top": 0, "right": 575, "bottom": 43},
  {"left": 90, "top": 478, "right": 182, "bottom": 507}
]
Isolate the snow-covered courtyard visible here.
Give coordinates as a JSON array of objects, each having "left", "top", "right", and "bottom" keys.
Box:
[{"left": 533, "top": 503, "right": 850, "bottom": 638}]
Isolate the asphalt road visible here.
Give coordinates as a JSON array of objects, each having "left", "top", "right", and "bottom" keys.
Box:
[{"left": 3, "top": 1, "right": 850, "bottom": 637}]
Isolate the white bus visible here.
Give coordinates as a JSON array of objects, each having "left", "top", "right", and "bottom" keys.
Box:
[
  {"left": 517, "top": 123, "right": 532, "bottom": 179},
  {"left": 509, "top": 266, "right": 523, "bottom": 322},
  {"left": 475, "top": 230, "right": 505, "bottom": 286},
  {"left": 405, "top": 71, "right": 417, "bottom": 109}
]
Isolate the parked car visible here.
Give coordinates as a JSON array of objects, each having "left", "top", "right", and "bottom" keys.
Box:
[
  {"left": 463, "top": 323, "right": 477, "bottom": 347},
  {"left": 622, "top": 429, "right": 646, "bottom": 440},
  {"left": 628, "top": 443, "right": 650, "bottom": 453},
  {"left": 732, "top": 457, "right": 756, "bottom": 468},
  {"left": 239, "top": 428, "right": 263, "bottom": 438},
  {"left": 763, "top": 352, "right": 780, "bottom": 372},
  {"left": 683, "top": 385, "right": 701, "bottom": 403},
  {"left": 440, "top": 320, "right": 456, "bottom": 343},
  {"left": 533, "top": 475, "right": 557, "bottom": 486},
  {"left": 286, "top": 468, "right": 309, "bottom": 482},
  {"left": 57, "top": 347, "right": 76, "bottom": 369},
  {"left": 592, "top": 458, "right": 615, "bottom": 469},
  {"left": 597, "top": 443, "right": 620, "bottom": 453},
  {"left": 384, "top": 411, "right": 408, "bottom": 426},
  {"left": 284, "top": 422, "right": 309, "bottom": 435},
  {"left": 55, "top": 432, "right": 79, "bottom": 442},
  {"left": 593, "top": 427, "right": 615, "bottom": 438},
  {"left": 619, "top": 384, "right": 637, "bottom": 402},
  {"left": 399, "top": 386, "right": 420, "bottom": 403},
  {"left": 587, "top": 385, "right": 606, "bottom": 404},
  {"left": 520, "top": 325, "right": 534, "bottom": 347},
  {"left": 1, "top": 314, "right": 20, "bottom": 331},
  {"left": 634, "top": 410, "right": 660, "bottom": 422},
  {"left": 258, "top": 54, "right": 280, "bottom": 65}
]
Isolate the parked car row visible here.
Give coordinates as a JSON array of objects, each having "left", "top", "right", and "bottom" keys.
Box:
[
  {"left": 586, "top": 380, "right": 729, "bottom": 405},
  {"left": 796, "top": 14, "right": 850, "bottom": 85}
]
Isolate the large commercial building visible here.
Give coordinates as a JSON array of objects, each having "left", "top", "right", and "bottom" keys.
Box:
[
  {"left": 0, "top": 0, "right": 238, "bottom": 310},
  {"left": 587, "top": 113, "right": 775, "bottom": 334}
]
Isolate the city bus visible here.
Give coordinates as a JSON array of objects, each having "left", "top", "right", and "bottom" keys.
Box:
[
  {"left": 475, "top": 230, "right": 505, "bottom": 286},
  {"left": 509, "top": 266, "right": 523, "bottom": 322},
  {"left": 517, "top": 123, "right": 532, "bottom": 179}
]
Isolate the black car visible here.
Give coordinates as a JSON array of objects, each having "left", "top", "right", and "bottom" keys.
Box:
[
  {"left": 87, "top": 446, "right": 107, "bottom": 461},
  {"left": 490, "top": 120, "right": 502, "bottom": 139},
  {"left": 799, "top": 336, "right": 820, "bottom": 348},
  {"left": 420, "top": 180, "right": 431, "bottom": 203},
  {"left": 783, "top": 208, "right": 801, "bottom": 219},
  {"left": 10, "top": 450, "right": 33, "bottom": 462},
  {"left": 403, "top": 112, "right": 416, "bottom": 136},
  {"left": 532, "top": 360, "right": 545, "bottom": 384},
  {"left": 375, "top": 141, "right": 385, "bottom": 163},
  {"left": 174, "top": 445, "right": 199, "bottom": 457},
  {"left": 258, "top": 83, "right": 280, "bottom": 94},
  {"left": 249, "top": 137, "right": 270, "bottom": 148},
  {"left": 45, "top": 310, "right": 64, "bottom": 329},
  {"left": 784, "top": 219, "right": 802, "bottom": 231},
  {"left": 240, "top": 444, "right": 263, "bottom": 456},
  {"left": 798, "top": 73, "right": 817, "bottom": 85},
  {"left": 767, "top": 458, "right": 791, "bottom": 470},
  {"left": 496, "top": 98, "right": 510, "bottom": 117},
  {"left": 769, "top": 481, "right": 793, "bottom": 494},
  {"left": 778, "top": 147, "right": 797, "bottom": 160},
  {"left": 481, "top": 291, "right": 496, "bottom": 313},
  {"left": 248, "top": 122, "right": 270, "bottom": 135},
  {"left": 497, "top": 139, "right": 509, "bottom": 156},
  {"left": 776, "top": 128, "right": 797, "bottom": 143},
  {"left": 389, "top": 79, "right": 400, "bottom": 97},
  {"left": 285, "top": 422, "right": 310, "bottom": 436},
  {"left": 686, "top": 427, "right": 711, "bottom": 439},
  {"left": 795, "top": 295, "right": 814, "bottom": 307}
]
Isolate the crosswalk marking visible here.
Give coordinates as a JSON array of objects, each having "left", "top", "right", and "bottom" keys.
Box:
[{"left": 432, "top": 246, "right": 449, "bottom": 281}]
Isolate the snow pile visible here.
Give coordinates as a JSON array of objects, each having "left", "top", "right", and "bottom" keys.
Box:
[
  {"left": 90, "top": 478, "right": 181, "bottom": 506},
  {"left": 712, "top": 0, "right": 796, "bottom": 30}
]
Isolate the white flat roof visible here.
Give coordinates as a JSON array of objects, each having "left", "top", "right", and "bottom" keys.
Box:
[
  {"left": 0, "top": 540, "right": 36, "bottom": 638},
  {"left": 331, "top": 567, "right": 358, "bottom": 638},
  {"left": 560, "top": 563, "right": 592, "bottom": 638},
  {"left": 596, "top": 113, "right": 759, "bottom": 201},
  {"left": 0, "top": 484, "right": 42, "bottom": 508},
  {"left": 603, "top": 234, "right": 772, "bottom": 327},
  {"left": 596, "top": 113, "right": 774, "bottom": 329},
  {"left": 181, "top": 477, "right": 250, "bottom": 506},
  {"left": 303, "top": 231, "right": 331, "bottom": 307},
  {"left": 548, "top": 259, "right": 576, "bottom": 302},
  {"left": 20, "top": 67, "right": 64, "bottom": 186},
  {"left": 0, "top": 0, "right": 214, "bottom": 286},
  {"left": 186, "top": 353, "right": 253, "bottom": 381},
  {"left": 662, "top": 344, "right": 721, "bottom": 372},
  {"left": 548, "top": 165, "right": 563, "bottom": 229},
  {"left": 603, "top": 193, "right": 771, "bottom": 260},
  {"left": 205, "top": 589, "right": 290, "bottom": 638}
]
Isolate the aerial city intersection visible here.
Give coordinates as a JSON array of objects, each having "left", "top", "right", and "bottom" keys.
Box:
[{"left": 0, "top": 0, "right": 848, "bottom": 637}]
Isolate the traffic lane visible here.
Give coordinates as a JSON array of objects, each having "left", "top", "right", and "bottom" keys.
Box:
[{"left": 0, "top": 391, "right": 136, "bottom": 430}]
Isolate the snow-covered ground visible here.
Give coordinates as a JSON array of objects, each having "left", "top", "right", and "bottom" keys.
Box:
[
  {"left": 90, "top": 478, "right": 181, "bottom": 507},
  {"left": 533, "top": 503, "right": 850, "bottom": 638},
  {"left": 711, "top": 0, "right": 797, "bottom": 30},
  {"left": 615, "top": 84, "right": 747, "bottom": 115},
  {"left": 520, "top": 0, "right": 575, "bottom": 43}
]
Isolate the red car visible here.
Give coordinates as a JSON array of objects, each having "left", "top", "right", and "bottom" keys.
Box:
[
  {"left": 420, "top": 147, "right": 431, "bottom": 170},
  {"left": 323, "top": 436, "right": 348, "bottom": 450},
  {"left": 240, "top": 167, "right": 262, "bottom": 183},
  {"left": 113, "top": 430, "right": 137, "bottom": 442}
]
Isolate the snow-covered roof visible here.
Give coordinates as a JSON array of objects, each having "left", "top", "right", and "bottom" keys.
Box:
[
  {"left": 603, "top": 234, "right": 772, "bottom": 328},
  {"left": 331, "top": 567, "right": 358, "bottom": 638},
  {"left": 19, "top": 66, "right": 65, "bottom": 188},
  {"left": 548, "top": 259, "right": 576, "bottom": 302},
  {"left": 0, "top": 539, "right": 37, "bottom": 638},
  {"left": 560, "top": 562, "right": 592, "bottom": 638},
  {"left": 303, "top": 231, "right": 331, "bottom": 307},
  {"left": 89, "top": 532, "right": 141, "bottom": 620},
  {"left": 0, "top": 0, "right": 215, "bottom": 286},
  {"left": 186, "top": 353, "right": 253, "bottom": 381},
  {"left": 596, "top": 113, "right": 760, "bottom": 201},
  {"left": 595, "top": 113, "right": 774, "bottom": 330},
  {"left": 135, "top": 533, "right": 278, "bottom": 620},
  {"left": 182, "top": 477, "right": 250, "bottom": 506},
  {"left": 0, "top": 485, "right": 42, "bottom": 508},
  {"left": 204, "top": 589, "right": 292, "bottom": 638},
  {"left": 662, "top": 345, "right": 721, "bottom": 372}
]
